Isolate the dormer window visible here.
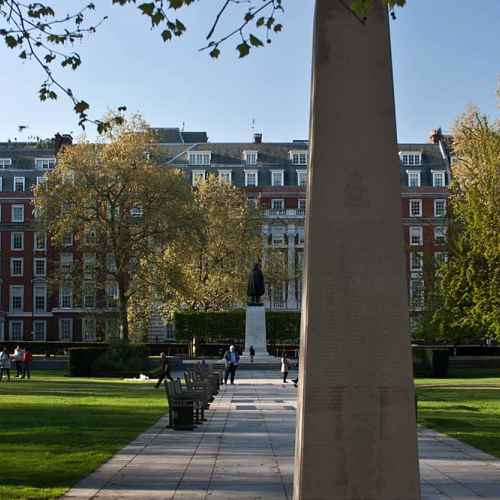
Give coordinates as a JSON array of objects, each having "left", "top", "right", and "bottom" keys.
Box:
[
  {"left": 0, "top": 158, "right": 12, "bottom": 169},
  {"left": 243, "top": 150, "right": 258, "bottom": 165},
  {"left": 218, "top": 170, "right": 232, "bottom": 184},
  {"left": 406, "top": 170, "right": 421, "bottom": 188},
  {"left": 188, "top": 151, "right": 211, "bottom": 166},
  {"left": 400, "top": 152, "right": 421, "bottom": 166},
  {"left": 35, "top": 158, "right": 56, "bottom": 170},
  {"left": 290, "top": 150, "right": 308, "bottom": 165},
  {"left": 432, "top": 170, "right": 446, "bottom": 187}
]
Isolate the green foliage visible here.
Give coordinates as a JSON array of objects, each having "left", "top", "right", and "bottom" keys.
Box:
[
  {"left": 92, "top": 342, "right": 150, "bottom": 376},
  {"left": 69, "top": 347, "right": 107, "bottom": 376},
  {"left": 266, "top": 311, "right": 300, "bottom": 342}
]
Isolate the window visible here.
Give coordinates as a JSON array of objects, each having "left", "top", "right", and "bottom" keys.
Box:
[
  {"left": 34, "top": 258, "right": 46, "bottom": 277},
  {"left": 59, "top": 318, "right": 73, "bottom": 341},
  {"left": 434, "top": 252, "right": 448, "bottom": 266},
  {"left": 84, "top": 229, "right": 96, "bottom": 245},
  {"left": 11, "top": 258, "right": 23, "bottom": 277},
  {"left": 218, "top": 170, "right": 232, "bottom": 184},
  {"left": 83, "top": 283, "right": 96, "bottom": 308},
  {"left": 36, "top": 176, "right": 47, "bottom": 186},
  {"left": 271, "top": 226, "right": 285, "bottom": 247},
  {"left": 60, "top": 285, "right": 72, "bottom": 308},
  {"left": 243, "top": 151, "right": 258, "bottom": 165},
  {"left": 14, "top": 176, "right": 25, "bottom": 192},
  {"left": 10, "top": 286, "right": 24, "bottom": 312},
  {"left": 290, "top": 151, "right": 308, "bottom": 165},
  {"left": 130, "top": 206, "right": 143, "bottom": 217},
  {"left": 271, "top": 170, "right": 284, "bottom": 187},
  {"left": 434, "top": 226, "right": 447, "bottom": 244},
  {"left": 60, "top": 253, "right": 73, "bottom": 273},
  {"left": 34, "top": 232, "right": 47, "bottom": 251},
  {"left": 271, "top": 199, "right": 285, "bottom": 211},
  {"left": 432, "top": 171, "right": 446, "bottom": 187},
  {"left": 33, "top": 321, "right": 46, "bottom": 341},
  {"left": 247, "top": 197, "right": 258, "bottom": 208},
  {"left": 62, "top": 232, "right": 73, "bottom": 246},
  {"left": 188, "top": 151, "right": 211, "bottom": 166},
  {"left": 297, "top": 227, "right": 305, "bottom": 245},
  {"left": 298, "top": 199, "right": 306, "bottom": 212},
  {"left": 10, "top": 321, "right": 23, "bottom": 341},
  {"left": 83, "top": 254, "right": 96, "bottom": 276},
  {"left": 0, "top": 177, "right": 2, "bottom": 191},
  {"left": 34, "top": 286, "right": 47, "bottom": 313},
  {"left": 406, "top": 171, "right": 421, "bottom": 188},
  {"left": 297, "top": 170, "right": 307, "bottom": 187},
  {"left": 0, "top": 158, "right": 12, "bottom": 169},
  {"left": 409, "top": 199, "right": 422, "bottom": 217},
  {"left": 82, "top": 317, "right": 96, "bottom": 341},
  {"left": 11, "top": 232, "right": 24, "bottom": 250},
  {"left": 409, "top": 226, "right": 423, "bottom": 246},
  {"left": 192, "top": 170, "right": 206, "bottom": 186},
  {"left": 409, "top": 279, "right": 424, "bottom": 308},
  {"left": 244, "top": 170, "right": 258, "bottom": 187},
  {"left": 410, "top": 251, "right": 423, "bottom": 272},
  {"left": 35, "top": 158, "right": 56, "bottom": 170},
  {"left": 400, "top": 152, "right": 421, "bottom": 166},
  {"left": 434, "top": 199, "right": 446, "bottom": 217},
  {"left": 106, "top": 253, "right": 117, "bottom": 273},
  {"left": 11, "top": 205, "right": 24, "bottom": 222},
  {"left": 106, "top": 282, "right": 119, "bottom": 308},
  {"left": 105, "top": 318, "right": 120, "bottom": 339}
]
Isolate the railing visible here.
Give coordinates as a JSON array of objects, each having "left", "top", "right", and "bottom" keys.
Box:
[{"left": 264, "top": 209, "right": 306, "bottom": 218}]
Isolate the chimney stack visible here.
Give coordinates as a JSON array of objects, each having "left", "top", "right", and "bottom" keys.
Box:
[
  {"left": 254, "top": 133, "right": 263, "bottom": 144},
  {"left": 429, "top": 128, "right": 442, "bottom": 144}
]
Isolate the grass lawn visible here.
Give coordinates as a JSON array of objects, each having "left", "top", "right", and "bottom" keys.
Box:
[
  {"left": 416, "top": 369, "right": 500, "bottom": 458},
  {"left": 0, "top": 371, "right": 166, "bottom": 500}
]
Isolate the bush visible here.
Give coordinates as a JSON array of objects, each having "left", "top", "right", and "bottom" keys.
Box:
[
  {"left": 413, "top": 347, "right": 450, "bottom": 378},
  {"left": 69, "top": 347, "right": 107, "bottom": 376},
  {"left": 266, "top": 312, "right": 300, "bottom": 342}
]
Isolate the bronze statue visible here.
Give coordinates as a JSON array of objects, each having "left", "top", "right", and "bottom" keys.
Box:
[{"left": 247, "top": 262, "right": 265, "bottom": 306}]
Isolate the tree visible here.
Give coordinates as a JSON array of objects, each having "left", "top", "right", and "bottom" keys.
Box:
[
  {"left": 33, "top": 116, "right": 198, "bottom": 341},
  {"left": 417, "top": 108, "right": 500, "bottom": 342},
  {"left": 0, "top": 0, "right": 405, "bottom": 131},
  {"left": 139, "top": 174, "right": 263, "bottom": 316}
]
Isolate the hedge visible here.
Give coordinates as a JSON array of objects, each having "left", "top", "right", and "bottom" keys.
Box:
[
  {"left": 69, "top": 347, "right": 107, "bottom": 376},
  {"left": 174, "top": 310, "right": 301, "bottom": 343}
]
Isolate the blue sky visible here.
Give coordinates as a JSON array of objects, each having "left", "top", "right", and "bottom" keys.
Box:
[{"left": 0, "top": 0, "right": 498, "bottom": 143}]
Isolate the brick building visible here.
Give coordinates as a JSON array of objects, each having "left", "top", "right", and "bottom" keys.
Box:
[{"left": 0, "top": 128, "right": 450, "bottom": 343}]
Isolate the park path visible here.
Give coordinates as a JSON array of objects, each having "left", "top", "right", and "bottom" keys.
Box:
[{"left": 62, "top": 372, "right": 500, "bottom": 500}]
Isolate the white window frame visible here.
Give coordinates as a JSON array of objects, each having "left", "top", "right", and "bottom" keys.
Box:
[
  {"left": 83, "top": 283, "right": 96, "bottom": 309},
  {"left": 62, "top": 232, "right": 73, "bottom": 246},
  {"left": 432, "top": 170, "right": 446, "bottom": 187},
  {"left": 271, "top": 170, "right": 284, "bottom": 187},
  {"left": 10, "top": 285, "right": 24, "bottom": 312},
  {"left": 290, "top": 150, "right": 308, "bottom": 165},
  {"left": 60, "top": 253, "right": 73, "bottom": 273},
  {"left": 36, "top": 176, "right": 47, "bottom": 186},
  {"left": 192, "top": 169, "right": 206, "bottom": 186},
  {"left": 406, "top": 170, "right": 421, "bottom": 188},
  {"left": 188, "top": 151, "right": 211, "bottom": 166},
  {"left": 59, "top": 318, "right": 73, "bottom": 341},
  {"left": 82, "top": 317, "right": 97, "bottom": 341},
  {"left": 434, "top": 252, "right": 448, "bottom": 266},
  {"left": 410, "top": 251, "right": 423, "bottom": 272},
  {"left": 409, "top": 279, "right": 424, "bottom": 308},
  {"left": 60, "top": 285, "right": 73, "bottom": 309},
  {"left": 297, "top": 170, "right": 307, "bottom": 187},
  {"left": 0, "top": 158, "right": 12, "bottom": 169},
  {"left": 244, "top": 170, "right": 258, "bottom": 187},
  {"left": 11, "top": 204, "right": 24, "bottom": 223},
  {"left": 243, "top": 150, "right": 258, "bottom": 165},
  {"left": 11, "top": 232, "right": 24, "bottom": 251},
  {"left": 33, "top": 285, "right": 47, "bottom": 313},
  {"left": 434, "top": 226, "right": 447, "bottom": 244},
  {"left": 218, "top": 170, "right": 232, "bottom": 184},
  {"left": 409, "top": 199, "right": 422, "bottom": 217},
  {"left": 10, "top": 320, "right": 23, "bottom": 341},
  {"left": 83, "top": 254, "right": 96, "bottom": 277},
  {"left": 271, "top": 227, "right": 285, "bottom": 247},
  {"left": 35, "top": 158, "right": 56, "bottom": 170},
  {"left": 409, "top": 226, "right": 423, "bottom": 246},
  {"left": 10, "top": 257, "right": 23, "bottom": 277},
  {"left": 33, "top": 320, "right": 47, "bottom": 341},
  {"left": 106, "top": 282, "right": 119, "bottom": 308},
  {"left": 271, "top": 199, "right": 285, "bottom": 211},
  {"left": 34, "top": 232, "right": 47, "bottom": 251},
  {"left": 130, "top": 206, "right": 143, "bottom": 217},
  {"left": 34, "top": 257, "right": 47, "bottom": 277},
  {"left": 400, "top": 151, "right": 422, "bottom": 166},
  {"left": 434, "top": 199, "right": 447, "bottom": 217},
  {"left": 14, "top": 176, "right": 25, "bottom": 192}
]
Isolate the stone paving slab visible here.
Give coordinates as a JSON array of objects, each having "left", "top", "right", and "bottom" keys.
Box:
[{"left": 61, "top": 372, "right": 500, "bottom": 500}]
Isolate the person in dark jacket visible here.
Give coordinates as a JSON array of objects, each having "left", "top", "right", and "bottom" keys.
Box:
[
  {"left": 155, "top": 352, "right": 173, "bottom": 388},
  {"left": 249, "top": 345, "right": 255, "bottom": 363},
  {"left": 223, "top": 345, "right": 240, "bottom": 385}
]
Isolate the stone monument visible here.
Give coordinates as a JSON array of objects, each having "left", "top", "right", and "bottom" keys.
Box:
[{"left": 293, "top": 2, "right": 421, "bottom": 499}]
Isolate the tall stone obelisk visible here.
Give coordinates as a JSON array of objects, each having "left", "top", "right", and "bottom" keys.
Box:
[{"left": 293, "top": 2, "right": 421, "bottom": 499}]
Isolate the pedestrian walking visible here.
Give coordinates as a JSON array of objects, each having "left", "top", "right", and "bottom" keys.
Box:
[
  {"left": 14, "top": 345, "right": 24, "bottom": 378},
  {"left": 281, "top": 352, "right": 290, "bottom": 383},
  {"left": 22, "top": 348, "right": 32, "bottom": 379},
  {"left": 249, "top": 345, "right": 255, "bottom": 363},
  {"left": 223, "top": 345, "right": 240, "bottom": 385},
  {"left": 155, "top": 352, "right": 173, "bottom": 388},
  {"left": 0, "top": 347, "right": 11, "bottom": 382}
]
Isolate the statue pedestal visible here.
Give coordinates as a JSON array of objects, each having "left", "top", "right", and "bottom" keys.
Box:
[{"left": 239, "top": 306, "right": 277, "bottom": 364}]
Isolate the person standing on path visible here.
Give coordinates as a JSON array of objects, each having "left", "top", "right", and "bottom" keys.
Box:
[
  {"left": 22, "top": 348, "right": 32, "bottom": 379},
  {"left": 249, "top": 345, "right": 255, "bottom": 363},
  {"left": 155, "top": 352, "right": 173, "bottom": 388},
  {"left": 224, "top": 345, "right": 240, "bottom": 385},
  {"left": 281, "top": 352, "right": 290, "bottom": 383},
  {"left": 14, "top": 345, "right": 24, "bottom": 378},
  {"left": 0, "top": 347, "right": 11, "bottom": 382}
]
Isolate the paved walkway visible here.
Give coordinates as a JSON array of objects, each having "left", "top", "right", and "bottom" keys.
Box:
[{"left": 62, "top": 373, "right": 500, "bottom": 500}]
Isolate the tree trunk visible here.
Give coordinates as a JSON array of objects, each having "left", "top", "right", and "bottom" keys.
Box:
[{"left": 119, "top": 290, "right": 129, "bottom": 342}]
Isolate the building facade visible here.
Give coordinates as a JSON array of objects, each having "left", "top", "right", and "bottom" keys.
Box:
[{"left": 0, "top": 128, "right": 450, "bottom": 343}]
